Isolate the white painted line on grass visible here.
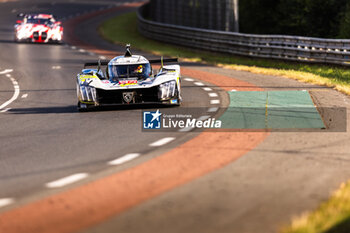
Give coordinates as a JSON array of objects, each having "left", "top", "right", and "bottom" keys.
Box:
[
  {"left": 0, "top": 198, "right": 14, "bottom": 208},
  {"left": 207, "top": 107, "right": 219, "bottom": 112},
  {"left": 208, "top": 93, "right": 218, "bottom": 97},
  {"left": 203, "top": 87, "right": 212, "bottom": 91},
  {"left": 46, "top": 173, "right": 88, "bottom": 188},
  {"left": 210, "top": 99, "right": 220, "bottom": 105},
  {"left": 184, "top": 78, "right": 194, "bottom": 82},
  {"left": 231, "top": 89, "right": 237, "bottom": 92},
  {"left": 108, "top": 153, "right": 140, "bottom": 165},
  {"left": 194, "top": 82, "right": 204, "bottom": 86},
  {"left": 21, "top": 94, "right": 28, "bottom": 98},
  {"left": 0, "top": 75, "right": 20, "bottom": 110},
  {"left": 149, "top": 137, "right": 175, "bottom": 147}
]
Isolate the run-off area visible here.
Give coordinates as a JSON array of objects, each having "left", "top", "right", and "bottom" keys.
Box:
[{"left": 219, "top": 90, "right": 325, "bottom": 129}]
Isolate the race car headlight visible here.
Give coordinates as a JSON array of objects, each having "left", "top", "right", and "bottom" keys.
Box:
[{"left": 158, "top": 81, "right": 176, "bottom": 100}]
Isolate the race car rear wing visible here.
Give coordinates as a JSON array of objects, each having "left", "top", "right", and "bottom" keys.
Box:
[
  {"left": 84, "top": 60, "right": 109, "bottom": 68},
  {"left": 83, "top": 58, "right": 178, "bottom": 68},
  {"left": 149, "top": 58, "right": 178, "bottom": 64}
]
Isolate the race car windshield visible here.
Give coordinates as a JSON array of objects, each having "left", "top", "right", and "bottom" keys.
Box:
[
  {"left": 26, "top": 18, "right": 52, "bottom": 25},
  {"left": 109, "top": 64, "right": 151, "bottom": 80}
]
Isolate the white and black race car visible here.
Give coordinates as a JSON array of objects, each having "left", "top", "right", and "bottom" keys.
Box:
[{"left": 76, "top": 45, "right": 181, "bottom": 111}]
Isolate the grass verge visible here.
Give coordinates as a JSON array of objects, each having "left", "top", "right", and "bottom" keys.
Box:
[
  {"left": 99, "top": 12, "right": 350, "bottom": 95},
  {"left": 282, "top": 181, "right": 350, "bottom": 233}
]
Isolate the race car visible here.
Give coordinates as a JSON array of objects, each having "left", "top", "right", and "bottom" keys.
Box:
[
  {"left": 14, "top": 13, "right": 63, "bottom": 43},
  {"left": 76, "top": 45, "right": 181, "bottom": 111}
]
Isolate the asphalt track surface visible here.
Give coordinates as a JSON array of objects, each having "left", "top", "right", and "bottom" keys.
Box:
[{"left": 1, "top": 1, "right": 350, "bottom": 233}]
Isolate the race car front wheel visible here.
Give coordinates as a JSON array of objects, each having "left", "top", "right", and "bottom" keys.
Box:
[{"left": 77, "top": 102, "right": 95, "bottom": 112}]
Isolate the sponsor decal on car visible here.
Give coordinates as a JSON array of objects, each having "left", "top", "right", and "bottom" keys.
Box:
[{"left": 119, "top": 80, "right": 138, "bottom": 87}]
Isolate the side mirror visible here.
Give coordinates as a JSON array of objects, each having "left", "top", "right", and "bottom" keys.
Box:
[{"left": 16, "top": 20, "right": 22, "bottom": 24}]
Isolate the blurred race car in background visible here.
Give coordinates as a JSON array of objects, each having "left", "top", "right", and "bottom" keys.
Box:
[
  {"left": 14, "top": 13, "right": 63, "bottom": 43},
  {"left": 76, "top": 45, "right": 181, "bottom": 111}
]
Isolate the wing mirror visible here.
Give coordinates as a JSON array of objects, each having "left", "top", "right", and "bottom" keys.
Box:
[{"left": 16, "top": 20, "right": 22, "bottom": 24}]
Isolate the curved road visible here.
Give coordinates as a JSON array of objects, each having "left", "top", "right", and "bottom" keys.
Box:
[
  {"left": 0, "top": 0, "right": 213, "bottom": 203},
  {"left": 1, "top": 1, "right": 350, "bottom": 233}
]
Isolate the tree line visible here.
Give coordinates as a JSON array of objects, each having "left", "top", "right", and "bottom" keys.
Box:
[{"left": 239, "top": 0, "right": 350, "bottom": 38}]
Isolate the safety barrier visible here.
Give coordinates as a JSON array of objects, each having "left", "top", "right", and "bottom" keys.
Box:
[{"left": 138, "top": 4, "right": 350, "bottom": 66}]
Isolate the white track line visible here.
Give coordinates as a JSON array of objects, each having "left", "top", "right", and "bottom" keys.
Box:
[
  {"left": 46, "top": 173, "right": 88, "bottom": 188},
  {"left": 0, "top": 108, "right": 11, "bottom": 113},
  {"left": 198, "top": 115, "right": 211, "bottom": 121},
  {"left": 21, "top": 94, "right": 28, "bottom": 98},
  {"left": 194, "top": 82, "right": 204, "bottom": 86},
  {"left": 207, "top": 107, "right": 219, "bottom": 112},
  {"left": 108, "top": 153, "right": 140, "bottom": 165},
  {"left": 210, "top": 99, "right": 220, "bottom": 105},
  {"left": 208, "top": 93, "right": 218, "bottom": 97},
  {"left": 178, "top": 127, "right": 195, "bottom": 132},
  {"left": 179, "top": 116, "right": 212, "bottom": 132},
  {"left": 0, "top": 71, "right": 20, "bottom": 111},
  {"left": 0, "top": 198, "right": 14, "bottom": 208},
  {"left": 0, "top": 69, "right": 13, "bottom": 75},
  {"left": 79, "top": 49, "right": 86, "bottom": 53},
  {"left": 184, "top": 78, "right": 194, "bottom": 81},
  {"left": 203, "top": 87, "right": 212, "bottom": 91},
  {"left": 149, "top": 137, "right": 175, "bottom": 147}
]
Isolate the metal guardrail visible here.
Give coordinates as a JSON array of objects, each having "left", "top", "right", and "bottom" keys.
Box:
[{"left": 137, "top": 4, "right": 350, "bottom": 66}]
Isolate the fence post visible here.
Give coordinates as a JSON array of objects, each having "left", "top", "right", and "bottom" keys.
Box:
[{"left": 233, "top": 0, "right": 239, "bottom": 32}]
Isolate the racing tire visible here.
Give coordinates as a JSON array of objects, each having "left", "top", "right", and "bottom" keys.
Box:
[
  {"left": 77, "top": 102, "right": 94, "bottom": 112},
  {"left": 174, "top": 87, "right": 182, "bottom": 106}
]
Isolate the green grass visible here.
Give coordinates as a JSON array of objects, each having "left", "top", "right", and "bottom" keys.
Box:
[
  {"left": 99, "top": 12, "right": 350, "bottom": 233},
  {"left": 282, "top": 181, "right": 350, "bottom": 233},
  {"left": 99, "top": 12, "right": 350, "bottom": 95}
]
